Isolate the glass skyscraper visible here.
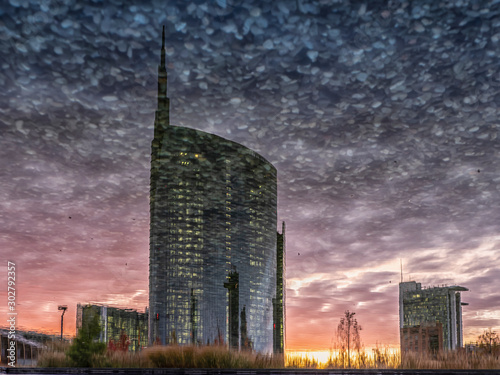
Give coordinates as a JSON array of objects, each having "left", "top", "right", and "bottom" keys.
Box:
[{"left": 149, "top": 27, "right": 282, "bottom": 354}]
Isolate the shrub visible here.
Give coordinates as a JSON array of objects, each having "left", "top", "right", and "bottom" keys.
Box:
[{"left": 66, "top": 313, "right": 106, "bottom": 367}]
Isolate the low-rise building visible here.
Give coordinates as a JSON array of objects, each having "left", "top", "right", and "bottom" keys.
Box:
[
  {"left": 76, "top": 304, "right": 148, "bottom": 352},
  {"left": 399, "top": 281, "right": 468, "bottom": 354}
]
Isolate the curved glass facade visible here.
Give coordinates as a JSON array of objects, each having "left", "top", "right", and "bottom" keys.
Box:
[
  {"left": 149, "top": 28, "right": 280, "bottom": 353},
  {"left": 149, "top": 125, "right": 278, "bottom": 353}
]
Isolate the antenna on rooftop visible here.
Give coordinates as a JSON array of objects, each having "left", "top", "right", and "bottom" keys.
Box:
[{"left": 400, "top": 258, "right": 403, "bottom": 283}]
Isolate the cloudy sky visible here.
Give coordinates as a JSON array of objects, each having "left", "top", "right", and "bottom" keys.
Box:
[{"left": 2, "top": 0, "right": 500, "bottom": 351}]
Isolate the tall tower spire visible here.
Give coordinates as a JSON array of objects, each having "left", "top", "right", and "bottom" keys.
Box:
[
  {"left": 151, "top": 26, "right": 170, "bottom": 196},
  {"left": 156, "top": 25, "right": 170, "bottom": 125}
]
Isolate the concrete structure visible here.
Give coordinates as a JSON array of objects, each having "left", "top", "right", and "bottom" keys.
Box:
[
  {"left": 399, "top": 281, "right": 468, "bottom": 353},
  {"left": 149, "top": 27, "right": 283, "bottom": 354},
  {"left": 76, "top": 304, "right": 148, "bottom": 352}
]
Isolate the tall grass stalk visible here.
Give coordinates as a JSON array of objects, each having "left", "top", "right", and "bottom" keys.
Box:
[
  {"left": 37, "top": 341, "right": 71, "bottom": 368},
  {"left": 285, "top": 353, "right": 320, "bottom": 368},
  {"left": 37, "top": 344, "right": 500, "bottom": 369},
  {"left": 146, "top": 345, "right": 283, "bottom": 368}
]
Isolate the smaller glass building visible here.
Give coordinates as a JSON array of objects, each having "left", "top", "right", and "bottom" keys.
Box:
[
  {"left": 76, "top": 304, "right": 148, "bottom": 352},
  {"left": 399, "top": 281, "right": 468, "bottom": 353}
]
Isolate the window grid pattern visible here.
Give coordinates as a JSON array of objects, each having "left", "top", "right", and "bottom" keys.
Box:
[
  {"left": 150, "top": 125, "right": 277, "bottom": 353},
  {"left": 399, "top": 282, "right": 467, "bottom": 352}
]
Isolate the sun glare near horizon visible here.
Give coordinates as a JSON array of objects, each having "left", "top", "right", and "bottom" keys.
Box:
[{"left": 286, "top": 347, "right": 401, "bottom": 365}]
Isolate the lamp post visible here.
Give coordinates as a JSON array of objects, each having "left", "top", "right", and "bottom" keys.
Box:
[{"left": 58, "top": 305, "right": 68, "bottom": 341}]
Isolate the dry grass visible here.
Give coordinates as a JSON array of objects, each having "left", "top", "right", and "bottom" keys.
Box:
[
  {"left": 37, "top": 341, "right": 71, "bottom": 367},
  {"left": 285, "top": 353, "right": 321, "bottom": 368},
  {"left": 37, "top": 343, "right": 500, "bottom": 369},
  {"left": 287, "top": 348, "right": 500, "bottom": 370},
  {"left": 145, "top": 345, "right": 283, "bottom": 368},
  {"left": 95, "top": 350, "right": 151, "bottom": 368},
  {"left": 400, "top": 350, "right": 500, "bottom": 369},
  {"left": 371, "top": 347, "right": 401, "bottom": 369},
  {"left": 286, "top": 349, "right": 397, "bottom": 369},
  {"left": 37, "top": 350, "right": 69, "bottom": 368},
  {"left": 38, "top": 344, "right": 283, "bottom": 368},
  {"left": 37, "top": 340, "right": 149, "bottom": 368}
]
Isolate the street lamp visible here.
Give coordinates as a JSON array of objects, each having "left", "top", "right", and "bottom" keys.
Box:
[{"left": 58, "top": 305, "right": 68, "bottom": 341}]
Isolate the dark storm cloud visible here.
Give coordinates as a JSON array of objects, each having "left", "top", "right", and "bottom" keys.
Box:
[{"left": 1, "top": 0, "right": 500, "bottom": 346}]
